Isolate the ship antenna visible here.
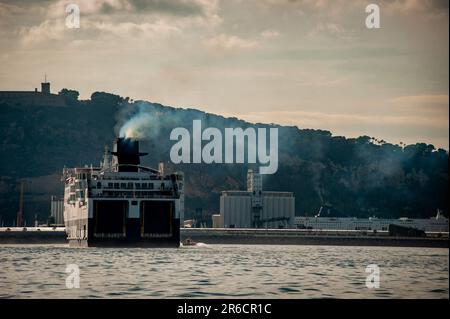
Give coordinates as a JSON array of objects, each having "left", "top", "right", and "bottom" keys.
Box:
[{"left": 102, "top": 145, "right": 111, "bottom": 171}]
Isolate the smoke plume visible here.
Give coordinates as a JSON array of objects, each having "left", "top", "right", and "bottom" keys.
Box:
[{"left": 116, "top": 102, "right": 162, "bottom": 140}]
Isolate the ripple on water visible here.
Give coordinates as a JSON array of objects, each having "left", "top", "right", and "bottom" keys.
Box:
[
  {"left": 302, "top": 288, "right": 320, "bottom": 292},
  {"left": 197, "top": 279, "right": 213, "bottom": 286},
  {"left": 429, "top": 288, "right": 448, "bottom": 293},
  {"left": 278, "top": 287, "right": 300, "bottom": 293}
]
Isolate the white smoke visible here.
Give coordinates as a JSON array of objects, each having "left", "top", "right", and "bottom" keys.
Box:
[
  {"left": 116, "top": 102, "right": 162, "bottom": 140},
  {"left": 119, "top": 112, "right": 153, "bottom": 139}
]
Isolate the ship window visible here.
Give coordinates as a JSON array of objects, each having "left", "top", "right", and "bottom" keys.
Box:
[
  {"left": 108, "top": 182, "right": 113, "bottom": 188},
  {"left": 142, "top": 183, "right": 148, "bottom": 189},
  {"left": 127, "top": 182, "right": 133, "bottom": 189},
  {"left": 135, "top": 183, "right": 141, "bottom": 189},
  {"left": 149, "top": 183, "right": 154, "bottom": 189},
  {"left": 121, "top": 183, "right": 126, "bottom": 189},
  {"left": 97, "top": 182, "right": 101, "bottom": 189},
  {"left": 114, "top": 183, "right": 119, "bottom": 189}
]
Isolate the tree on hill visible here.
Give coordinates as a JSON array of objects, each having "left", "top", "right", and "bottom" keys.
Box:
[
  {"left": 90, "top": 91, "right": 124, "bottom": 107},
  {"left": 58, "top": 88, "right": 79, "bottom": 105}
]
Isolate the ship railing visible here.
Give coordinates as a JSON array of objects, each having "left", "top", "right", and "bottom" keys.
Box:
[
  {"left": 93, "top": 233, "right": 126, "bottom": 239},
  {"left": 141, "top": 233, "right": 173, "bottom": 238},
  {"left": 95, "top": 175, "right": 168, "bottom": 181},
  {"left": 88, "top": 192, "right": 176, "bottom": 199}
]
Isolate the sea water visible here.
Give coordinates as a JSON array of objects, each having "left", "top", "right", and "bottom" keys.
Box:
[{"left": 0, "top": 244, "right": 448, "bottom": 298}]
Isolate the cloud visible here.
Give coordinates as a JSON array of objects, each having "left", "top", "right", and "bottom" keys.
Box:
[
  {"left": 232, "top": 109, "right": 448, "bottom": 148},
  {"left": 5, "top": 0, "right": 221, "bottom": 46},
  {"left": 0, "top": 2, "right": 26, "bottom": 15},
  {"left": 388, "top": 95, "right": 449, "bottom": 115},
  {"left": 0, "top": 0, "right": 447, "bottom": 149},
  {"left": 92, "top": 20, "right": 182, "bottom": 39},
  {"left": 260, "top": 29, "right": 281, "bottom": 39},
  {"left": 127, "top": 0, "right": 217, "bottom": 17},
  {"left": 236, "top": 110, "right": 447, "bottom": 130},
  {"left": 254, "top": 0, "right": 448, "bottom": 21},
  {"left": 259, "top": 0, "right": 448, "bottom": 12},
  {"left": 308, "top": 23, "right": 355, "bottom": 41},
  {"left": 380, "top": 0, "right": 449, "bottom": 15},
  {"left": 18, "top": 19, "right": 66, "bottom": 44},
  {"left": 205, "top": 33, "right": 258, "bottom": 51},
  {"left": 43, "top": 0, "right": 218, "bottom": 17}
]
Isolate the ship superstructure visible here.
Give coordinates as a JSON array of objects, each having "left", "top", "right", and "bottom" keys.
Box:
[{"left": 63, "top": 138, "right": 184, "bottom": 247}]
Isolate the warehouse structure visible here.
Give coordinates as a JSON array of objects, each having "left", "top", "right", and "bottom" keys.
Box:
[{"left": 219, "top": 170, "right": 295, "bottom": 229}]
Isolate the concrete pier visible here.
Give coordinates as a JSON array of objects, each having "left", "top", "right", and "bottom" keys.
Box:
[
  {"left": 180, "top": 228, "right": 449, "bottom": 248},
  {"left": 0, "top": 227, "right": 67, "bottom": 244}
]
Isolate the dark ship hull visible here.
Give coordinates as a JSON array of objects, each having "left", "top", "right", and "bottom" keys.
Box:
[{"left": 68, "top": 218, "right": 180, "bottom": 248}]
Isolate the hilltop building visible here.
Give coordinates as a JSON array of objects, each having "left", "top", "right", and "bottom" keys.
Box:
[{"left": 0, "top": 80, "right": 66, "bottom": 107}]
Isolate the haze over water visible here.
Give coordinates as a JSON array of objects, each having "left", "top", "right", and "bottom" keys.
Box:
[{"left": 0, "top": 245, "right": 448, "bottom": 299}]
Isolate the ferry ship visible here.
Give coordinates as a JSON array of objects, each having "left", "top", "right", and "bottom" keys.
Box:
[{"left": 63, "top": 138, "right": 184, "bottom": 247}]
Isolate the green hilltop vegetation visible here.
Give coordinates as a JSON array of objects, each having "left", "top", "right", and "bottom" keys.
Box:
[{"left": 0, "top": 89, "right": 448, "bottom": 225}]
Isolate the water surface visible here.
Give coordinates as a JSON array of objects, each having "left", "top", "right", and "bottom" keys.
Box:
[{"left": 0, "top": 244, "right": 448, "bottom": 298}]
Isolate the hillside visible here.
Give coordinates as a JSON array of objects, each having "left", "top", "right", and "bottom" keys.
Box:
[{"left": 0, "top": 91, "right": 448, "bottom": 225}]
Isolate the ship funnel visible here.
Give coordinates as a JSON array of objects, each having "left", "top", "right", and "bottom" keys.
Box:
[{"left": 111, "top": 138, "right": 148, "bottom": 172}]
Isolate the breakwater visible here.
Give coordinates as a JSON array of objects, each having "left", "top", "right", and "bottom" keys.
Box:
[{"left": 181, "top": 228, "right": 449, "bottom": 248}]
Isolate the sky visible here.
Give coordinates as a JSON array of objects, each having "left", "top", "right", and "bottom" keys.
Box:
[{"left": 0, "top": 0, "right": 448, "bottom": 148}]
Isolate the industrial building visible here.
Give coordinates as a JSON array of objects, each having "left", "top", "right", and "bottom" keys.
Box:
[
  {"left": 294, "top": 212, "right": 448, "bottom": 233},
  {"left": 218, "top": 170, "right": 295, "bottom": 229}
]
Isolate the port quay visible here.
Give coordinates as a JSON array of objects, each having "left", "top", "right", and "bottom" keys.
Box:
[{"left": 0, "top": 227, "right": 447, "bottom": 248}]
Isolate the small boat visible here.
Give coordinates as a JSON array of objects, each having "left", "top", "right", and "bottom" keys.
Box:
[{"left": 182, "top": 238, "right": 197, "bottom": 246}]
